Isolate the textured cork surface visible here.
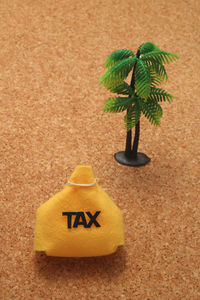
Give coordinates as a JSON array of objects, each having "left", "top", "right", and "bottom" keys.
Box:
[{"left": 0, "top": 0, "right": 199, "bottom": 299}]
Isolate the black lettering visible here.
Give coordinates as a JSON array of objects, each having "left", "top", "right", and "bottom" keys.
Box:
[
  {"left": 62, "top": 211, "right": 101, "bottom": 228},
  {"left": 86, "top": 211, "right": 101, "bottom": 228},
  {"left": 62, "top": 212, "right": 77, "bottom": 228},
  {"left": 73, "top": 212, "right": 87, "bottom": 228}
]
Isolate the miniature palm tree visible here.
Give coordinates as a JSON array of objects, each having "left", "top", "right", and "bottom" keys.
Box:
[{"left": 100, "top": 42, "right": 179, "bottom": 166}]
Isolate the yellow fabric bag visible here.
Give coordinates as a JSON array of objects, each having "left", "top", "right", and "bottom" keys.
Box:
[{"left": 34, "top": 165, "right": 124, "bottom": 257}]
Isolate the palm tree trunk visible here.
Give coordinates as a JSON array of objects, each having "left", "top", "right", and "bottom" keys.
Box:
[
  {"left": 132, "top": 120, "right": 140, "bottom": 158},
  {"left": 124, "top": 48, "right": 141, "bottom": 159},
  {"left": 125, "top": 128, "right": 132, "bottom": 158}
]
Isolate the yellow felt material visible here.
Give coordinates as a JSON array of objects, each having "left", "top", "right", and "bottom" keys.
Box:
[{"left": 34, "top": 166, "right": 124, "bottom": 257}]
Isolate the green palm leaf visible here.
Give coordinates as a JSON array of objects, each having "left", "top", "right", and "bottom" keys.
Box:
[
  {"left": 106, "top": 82, "right": 134, "bottom": 95},
  {"left": 139, "top": 42, "right": 161, "bottom": 55},
  {"left": 149, "top": 87, "right": 174, "bottom": 102},
  {"left": 141, "top": 51, "right": 179, "bottom": 65},
  {"left": 143, "top": 57, "right": 168, "bottom": 82},
  {"left": 105, "top": 49, "right": 135, "bottom": 68},
  {"left": 124, "top": 101, "right": 141, "bottom": 131},
  {"left": 150, "top": 62, "right": 168, "bottom": 81},
  {"left": 139, "top": 98, "right": 163, "bottom": 126},
  {"left": 135, "top": 59, "right": 151, "bottom": 99},
  {"left": 100, "top": 45, "right": 179, "bottom": 130},
  {"left": 103, "top": 96, "right": 135, "bottom": 113},
  {"left": 149, "top": 67, "right": 163, "bottom": 86},
  {"left": 100, "top": 57, "right": 137, "bottom": 88}
]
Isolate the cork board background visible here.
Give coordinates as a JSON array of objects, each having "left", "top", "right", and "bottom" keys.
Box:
[{"left": 0, "top": 0, "right": 199, "bottom": 299}]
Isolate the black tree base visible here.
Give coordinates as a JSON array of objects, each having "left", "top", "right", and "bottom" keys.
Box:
[{"left": 114, "top": 151, "right": 151, "bottom": 167}]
